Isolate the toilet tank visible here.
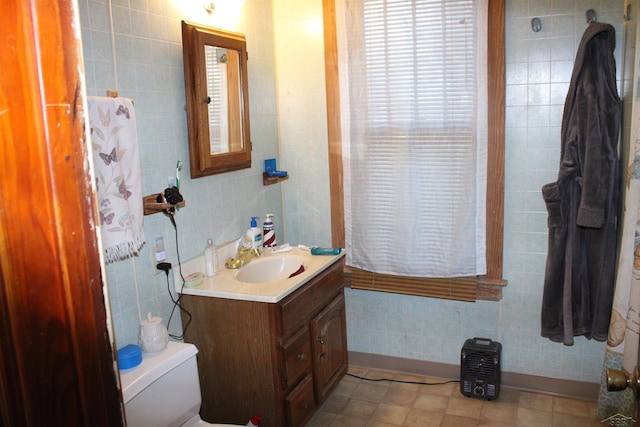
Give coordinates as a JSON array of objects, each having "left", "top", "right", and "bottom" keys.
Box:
[{"left": 120, "top": 341, "right": 201, "bottom": 427}]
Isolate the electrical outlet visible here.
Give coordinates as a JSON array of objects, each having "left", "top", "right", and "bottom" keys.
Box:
[{"left": 152, "top": 236, "right": 167, "bottom": 275}]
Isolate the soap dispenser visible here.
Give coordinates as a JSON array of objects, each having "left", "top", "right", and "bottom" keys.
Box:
[{"left": 247, "top": 217, "right": 263, "bottom": 249}]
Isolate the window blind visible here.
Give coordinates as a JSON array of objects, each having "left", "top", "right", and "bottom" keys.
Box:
[{"left": 339, "top": 0, "right": 488, "bottom": 278}]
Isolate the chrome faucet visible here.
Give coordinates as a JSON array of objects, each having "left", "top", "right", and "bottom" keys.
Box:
[{"left": 225, "top": 236, "right": 261, "bottom": 269}]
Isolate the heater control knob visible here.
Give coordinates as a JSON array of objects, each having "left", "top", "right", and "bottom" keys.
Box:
[{"left": 473, "top": 385, "right": 485, "bottom": 396}]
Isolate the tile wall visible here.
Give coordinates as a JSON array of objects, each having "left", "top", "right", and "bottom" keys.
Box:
[
  {"left": 79, "top": 0, "right": 283, "bottom": 348},
  {"left": 79, "top": 0, "right": 627, "bottom": 385},
  {"left": 344, "top": 0, "right": 624, "bottom": 383},
  {"left": 273, "top": 0, "right": 333, "bottom": 247}
]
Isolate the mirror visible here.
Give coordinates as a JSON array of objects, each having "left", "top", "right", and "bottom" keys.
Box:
[{"left": 182, "top": 21, "right": 251, "bottom": 178}]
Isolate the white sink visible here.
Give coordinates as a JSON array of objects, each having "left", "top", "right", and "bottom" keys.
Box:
[
  {"left": 234, "top": 255, "right": 305, "bottom": 283},
  {"left": 174, "top": 246, "right": 345, "bottom": 303}
]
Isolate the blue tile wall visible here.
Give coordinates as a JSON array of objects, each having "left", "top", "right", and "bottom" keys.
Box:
[
  {"left": 79, "top": 0, "right": 282, "bottom": 348},
  {"left": 344, "top": 0, "right": 623, "bottom": 383},
  {"left": 80, "top": 0, "right": 624, "bottom": 384}
]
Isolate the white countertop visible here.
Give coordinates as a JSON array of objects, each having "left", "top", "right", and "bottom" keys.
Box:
[{"left": 174, "top": 246, "right": 345, "bottom": 303}]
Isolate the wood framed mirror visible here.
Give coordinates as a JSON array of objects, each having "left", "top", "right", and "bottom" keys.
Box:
[{"left": 182, "top": 21, "right": 251, "bottom": 178}]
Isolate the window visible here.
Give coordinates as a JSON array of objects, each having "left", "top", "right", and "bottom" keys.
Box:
[{"left": 323, "top": 0, "right": 506, "bottom": 301}]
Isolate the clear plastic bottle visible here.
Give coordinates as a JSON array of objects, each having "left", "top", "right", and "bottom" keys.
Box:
[{"left": 204, "top": 239, "right": 217, "bottom": 276}]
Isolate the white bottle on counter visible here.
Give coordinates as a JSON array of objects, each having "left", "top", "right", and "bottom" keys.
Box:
[
  {"left": 263, "top": 214, "right": 276, "bottom": 248},
  {"left": 204, "top": 238, "right": 217, "bottom": 276},
  {"left": 246, "top": 217, "right": 262, "bottom": 249}
]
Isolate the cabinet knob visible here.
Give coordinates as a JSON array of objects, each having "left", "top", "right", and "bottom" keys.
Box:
[
  {"left": 317, "top": 336, "right": 326, "bottom": 358},
  {"left": 297, "top": 353, "right": 305, "bottom": 361}
]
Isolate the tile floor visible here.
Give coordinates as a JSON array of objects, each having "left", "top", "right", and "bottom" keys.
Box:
[{"left": 307, "top": 366, "right": 603, "bottom": 427}]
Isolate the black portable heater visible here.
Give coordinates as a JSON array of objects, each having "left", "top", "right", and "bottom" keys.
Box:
[{"left": 460, "top": 337, "right": 502, "bottom": 400}]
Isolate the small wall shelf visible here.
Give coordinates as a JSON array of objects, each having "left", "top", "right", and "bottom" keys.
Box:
[
  {"left": 143, "top": 194, "right": 186, "bottom": 216},
  {"left": 263, "top": 172, "right": 289, "bottom": 186}
]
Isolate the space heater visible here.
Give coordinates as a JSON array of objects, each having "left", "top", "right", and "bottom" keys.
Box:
[{"left": 460, "top": 337, "right": 502, "bottom": 400}]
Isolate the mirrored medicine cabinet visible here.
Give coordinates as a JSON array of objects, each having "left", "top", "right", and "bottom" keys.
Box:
[{"left": 182, "top": 21, "right": 251, "bottom": 178}]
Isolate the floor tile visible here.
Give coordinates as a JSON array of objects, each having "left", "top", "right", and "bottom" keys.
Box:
[
  {"left": 370, "top": 403, "right": 410, "bottom": 425},
  {"left": 516, "top": 407, "right": 553, "bottom": 427},
  {"left": 402, "top": 408, "right": 443, "bottom": 426},
  {"left": 306, "top": 367, "right": 604, "bottom": 427},
  {"left": 446, "top": 396, "right": 483, "bottom": 418},
  {"left": 382, "top": 387, "right": 418, "bottom": 407},
  {"left": 440, "top": 413, "right": 480, "bottom": 426},
  {"left": 480, "top": 400, "right": 518, "bottom": 424},
  {"left": 552, "top": 412, "right": 592, "bottom": 427},
  {"left": 340, "top": 398, "right": 378, "bottom": 419},
  {"left": 351, "top": 382, "right": 389, "bottom": 402},
  {"left": 518, "top": 390, "right": 554, "bottom": 412},
  {"left": 412, "top": 393, "right": 450, "bottom": 412},
  {"left": 552, "top": 396, "right": 593, "bottom": 417},
  {"left": 329, "top": 414, "right": 368, "bottom": 426},
  {"left": 321, "top": 394, "right": 349, "bottom": 414}
]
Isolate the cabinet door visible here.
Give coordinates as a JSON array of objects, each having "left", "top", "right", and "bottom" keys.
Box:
[{"left": 310, "top": 292, "right": 348, "bottom": 403}]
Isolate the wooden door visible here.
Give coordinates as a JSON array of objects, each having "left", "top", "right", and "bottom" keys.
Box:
[{"left": 0, "top": 1, "right": 124, "bottom": 425}]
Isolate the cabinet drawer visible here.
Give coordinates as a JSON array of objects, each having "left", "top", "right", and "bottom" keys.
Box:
[
  {"left": 281, "top": 327, "right": 311, "bottom": 390},
  {"left": 284, "top": 374, "right": 316, "bottom": 427},
  {"left": 280, "top": 259, "right": 344, "bottom": 335}
]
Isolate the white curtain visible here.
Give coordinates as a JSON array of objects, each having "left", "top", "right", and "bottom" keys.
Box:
[
  {"left": 597, "top": 3, "right": 640, "bottom": 420},
  {"left": 337, "top": 0, "right": 488, "bottom": 277}
]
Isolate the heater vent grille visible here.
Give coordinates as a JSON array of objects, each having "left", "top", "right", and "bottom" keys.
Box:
[{"left": 463, "top": 352, "right": 496, "bottom": 380}]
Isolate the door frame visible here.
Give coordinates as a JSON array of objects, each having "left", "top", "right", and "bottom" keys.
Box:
[{"left": 0, "top": 1, "right": 124, "bottom": 425}]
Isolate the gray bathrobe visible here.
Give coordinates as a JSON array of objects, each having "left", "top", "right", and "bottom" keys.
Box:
[{"left": 541, "top": 22, "right": 621, "bottom": 346}]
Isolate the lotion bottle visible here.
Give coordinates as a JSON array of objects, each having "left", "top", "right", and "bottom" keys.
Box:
[
  {"left": 263, "top": 214, "right": 276, "bottom": 248},
  {"left": 246, "top": 217, "right": 262, "bottom": 249},
  {"left": 204, "top": 238, "right": 217, "bottom": 276}
]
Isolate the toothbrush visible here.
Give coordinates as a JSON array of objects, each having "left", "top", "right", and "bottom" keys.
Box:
[
  {"left": 176, "top": 160, "right": 182, "bottom": 190},
  {"left": 175, "top": 160, "right": 182, "bottom": 210}
]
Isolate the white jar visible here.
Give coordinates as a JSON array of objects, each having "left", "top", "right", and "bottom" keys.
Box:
[{"left": 138, "top": 312, "right": 169, "bottom": 353}]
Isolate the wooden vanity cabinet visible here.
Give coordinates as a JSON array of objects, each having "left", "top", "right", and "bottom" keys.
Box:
[{"left": 180, "top": 258, "right": 347, "bottom": 427}]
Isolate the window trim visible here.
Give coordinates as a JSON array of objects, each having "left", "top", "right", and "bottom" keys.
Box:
[{"left": 322, "top": 0, "right": 506, "bottom": 301}]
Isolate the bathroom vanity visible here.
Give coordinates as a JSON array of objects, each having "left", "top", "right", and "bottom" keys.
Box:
[{"left": 178, "top": 250, "right": 347, "bottom": 427}]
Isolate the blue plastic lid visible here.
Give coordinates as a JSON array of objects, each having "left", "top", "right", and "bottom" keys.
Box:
[{"left": 118, "top": 344, "right": 142, "bottom": 370}]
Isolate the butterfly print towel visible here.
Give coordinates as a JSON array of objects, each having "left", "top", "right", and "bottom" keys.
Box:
[{"left": 88, "top": 97, "right": 145, "bottom": 263}]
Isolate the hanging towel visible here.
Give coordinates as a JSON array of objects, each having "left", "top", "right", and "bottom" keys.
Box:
[{"left": 88, "top": 97, "right": 145, "bottom": 263}]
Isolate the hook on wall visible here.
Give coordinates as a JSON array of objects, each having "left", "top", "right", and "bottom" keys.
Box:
[
  {"left": 624, "top": 4, "right": 631, "bottom": 22},
  {"left": 586, "top": 9, "right": 597, "bottom": 24},
  {"left": 531, "top": 17, "right": 542, "bottom": 32}
]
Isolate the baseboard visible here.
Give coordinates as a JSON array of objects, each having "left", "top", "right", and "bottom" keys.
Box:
[{"left": 348, "top": 351, "right": 600, "bottom": 401}]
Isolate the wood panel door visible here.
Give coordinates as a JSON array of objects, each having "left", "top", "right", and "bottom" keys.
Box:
[{"left": 0, "top": 1, "right": 124, "bottom": 425}]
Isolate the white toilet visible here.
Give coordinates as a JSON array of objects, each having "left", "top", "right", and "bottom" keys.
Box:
[{"left": 119, "top": 341, "right": 244, "bottom": 427}]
